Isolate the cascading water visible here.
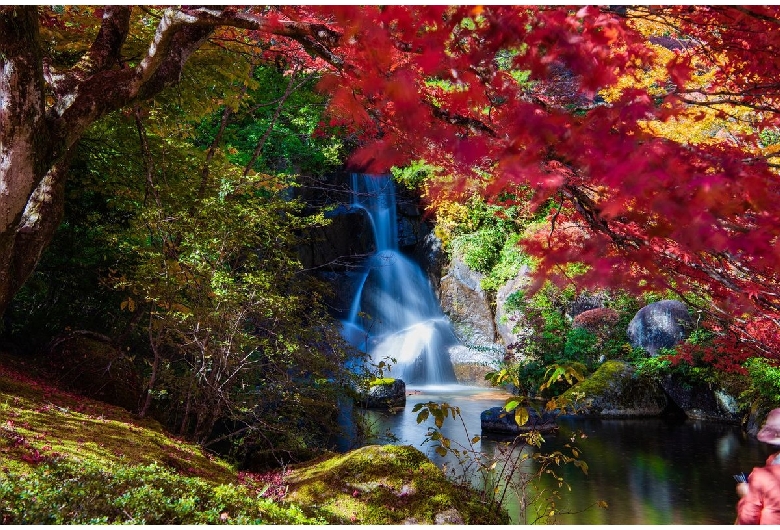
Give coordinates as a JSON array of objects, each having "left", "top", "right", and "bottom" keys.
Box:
[{"left": 341, "top": 174, "right": 459, "bottom": 385}]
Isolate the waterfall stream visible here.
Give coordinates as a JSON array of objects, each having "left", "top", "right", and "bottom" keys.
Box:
[{"left": 341, "top": 174, "right": 459, "bottom": 385}]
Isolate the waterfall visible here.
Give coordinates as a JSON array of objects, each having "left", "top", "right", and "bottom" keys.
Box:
[{"left": 341, "top": 174, "right": 459, "bottom": 386}]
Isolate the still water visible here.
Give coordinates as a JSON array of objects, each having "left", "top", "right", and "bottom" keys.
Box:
[{"left": 352, "top": 385, "right": 771, "bottom": 524}]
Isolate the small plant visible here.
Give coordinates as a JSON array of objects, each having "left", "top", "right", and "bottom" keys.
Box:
[{"left": 411, "top": 398, "right": 601, "bottom": 524}]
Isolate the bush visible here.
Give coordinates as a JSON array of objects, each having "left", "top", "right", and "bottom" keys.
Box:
[
  {"left": 452, "top": 228, "right": 505, "bottom": 274},
  {"left": 0, "top": 459, "right": 321, "bottom": 524},
  {"left": 741, "top": 358, "right": 780, "bottom": 410}
]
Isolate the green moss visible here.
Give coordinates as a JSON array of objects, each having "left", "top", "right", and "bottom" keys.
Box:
[
  {"left": 368, "top": 377, "right": 396, "bottom": 386},
  {"left": 564, "top": 360, "right": 630, "bottom": 397},
  {"left": 0, "top": 362, "right": 327, "bottom": 524},
  {"left": 0, "top": 358, "right": 506, "bottom": 525},
  {"left": 284, "top": 444, "right": 508, "bottom": 524}
]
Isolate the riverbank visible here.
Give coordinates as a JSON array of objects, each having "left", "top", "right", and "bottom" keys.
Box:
[{"left": 0, "top": 354, "right": 507, "bottom": 524}]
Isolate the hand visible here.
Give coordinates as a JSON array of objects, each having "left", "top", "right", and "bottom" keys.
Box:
[{"left": 736, "top": 482, "right": 750, "bottom": 498}]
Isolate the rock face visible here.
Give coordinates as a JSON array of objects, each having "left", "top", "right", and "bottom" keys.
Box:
[
  {"left": 298, "top": 208, "right": 375, "bottom": 273},
  {"left": 660, "top": 375, "right": 741, "bottom": 422},
  {"left": 627, "top": 300, "right": 693, "bottom": 356},
  {"left": 494, "top": 268, "right": 530, "bottom": 347},
  {"left": 567, "top": 291, "right": 608, "bottom": 319},
  {"left": 439, "top": 256, "right": 496, "bottom": 346},
  {"left": 481, "top": 406, "right": 558, "bottom": 435},
  {"left": 562, "top": 360, "right": 668, "bottom": 417},
  {"left": 355, "top": 379, "right": 406, "bottom": 409},
  {"left": 412, "top": 230, "right": 445, "bottom": 297}
]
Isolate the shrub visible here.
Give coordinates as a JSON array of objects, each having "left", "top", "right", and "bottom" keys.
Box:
[{"left": 0, "top": 459, "right": 321, "bottom": 524}]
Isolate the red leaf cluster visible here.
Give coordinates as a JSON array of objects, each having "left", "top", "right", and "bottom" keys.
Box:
[{"left": 300, "top": 5, "right": 780, "bottom": 365}]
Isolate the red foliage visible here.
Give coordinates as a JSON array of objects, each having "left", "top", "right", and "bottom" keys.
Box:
[
  {"left": 290, "top": 5, "right": 780, "bottom": 365},
  {"left": 572, "top": 308, "right": 620, "bottom": 335}
]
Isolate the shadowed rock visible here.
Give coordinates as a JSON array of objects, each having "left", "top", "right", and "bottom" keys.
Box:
[{"left": 627, "top": 300, "right": 693, "bottom": 356}]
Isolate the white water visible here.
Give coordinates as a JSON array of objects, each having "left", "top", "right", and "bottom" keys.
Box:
[{"left": 341, "top": 174, "right": 459, "bottom": 385}]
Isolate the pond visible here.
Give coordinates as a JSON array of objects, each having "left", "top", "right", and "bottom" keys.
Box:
[{"left": 346, "top": 384, "right": 771, "bottom": 524}]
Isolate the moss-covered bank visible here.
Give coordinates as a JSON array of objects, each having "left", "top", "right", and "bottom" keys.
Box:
[
  {"left": 285, "top": 444, "right": 509, "bottom": 524},
  {"left": 0, "top": 356, "right": 506, "bottom": 524}
]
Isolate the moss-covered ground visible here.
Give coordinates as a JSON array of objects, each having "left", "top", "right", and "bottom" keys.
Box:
[
  {"left": 0, "top": 353, "right": 507, "bottom": 524},
  {"left": 284, "top": 444, "right": 509, "bottom": 524}
]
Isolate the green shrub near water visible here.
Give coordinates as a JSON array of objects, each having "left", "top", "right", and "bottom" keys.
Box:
[{"left": 0, "top": 460, "right": 322, "bottom": 525}]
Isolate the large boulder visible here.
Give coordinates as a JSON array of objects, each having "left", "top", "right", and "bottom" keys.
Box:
[
  {"left": 561, "top": 360, "right": 668, "bottom": 417},
  {"left": 481, "top": 406, "right": 559, "bottom": 435},
  {"left": 627, "top": 300, "right": 693, "bottom": 356}
]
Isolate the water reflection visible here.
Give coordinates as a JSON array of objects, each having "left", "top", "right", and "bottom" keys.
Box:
[{"left": 350, "top": 385, "right": 772, "bottom": 524}]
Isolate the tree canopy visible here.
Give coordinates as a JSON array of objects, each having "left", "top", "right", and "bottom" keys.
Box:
[{"left": 3, "top": 5, "right": 780, "bottom": 365}]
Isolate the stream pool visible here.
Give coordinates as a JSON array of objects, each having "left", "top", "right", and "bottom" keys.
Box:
[{"left": 346, "top": 384, "right": 771, "bottom": 524}]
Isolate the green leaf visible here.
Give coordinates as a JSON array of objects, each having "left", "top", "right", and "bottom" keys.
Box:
[{"left": 504, "top": 398, "right": 521, "bottom": 412}]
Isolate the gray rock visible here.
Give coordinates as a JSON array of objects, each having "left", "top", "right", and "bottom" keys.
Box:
[
  {"left": 494, "top": 267, "right": 530, "bottom": 347},
  {"left": 627, "top": 300, "right": 693, "bottom": 356},
  {"left": 562, "top": 360, "right": 668, "bottom": 417},
  {"left": 355, "top": 379, "right": 407, "bottom": 408},
  {"left": 298, "top": 209, "right": 375, "bottom": 272},
  {"left": 481, "top": 406, "right": 558, "bottom": 435},
  {"left": 412, "top": 230, "right": 444, "bottom": 295},
  {"left": 660, "top": 375, "right": 741, "bottom": 422},
  {"left": 440, "top": 257, "right": 496, "bottom": 346}
]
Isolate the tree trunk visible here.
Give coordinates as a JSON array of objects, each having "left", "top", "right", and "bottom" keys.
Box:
[{"left": 0, "top": 6, "right": 340, "bottom": 321}]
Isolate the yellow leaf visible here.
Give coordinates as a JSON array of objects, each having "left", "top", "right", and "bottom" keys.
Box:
[{"left": 514, "top": 407, "right": 529, "bottom": 427}]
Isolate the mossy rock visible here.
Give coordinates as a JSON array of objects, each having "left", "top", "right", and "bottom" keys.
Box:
[
  {"left": 284, "top": 444, "right": 509, "bottom": 524},
  {"left": 354, "top": 379, "right": 406, "bottom": 409},
  {"left": 562, "top": 360, "right": 668, "bottom": 417}
]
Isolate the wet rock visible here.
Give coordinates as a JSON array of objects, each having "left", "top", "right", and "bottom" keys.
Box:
[
  {"left": 355, "top": 379, "right": 406, "bottom": 409},
  {"left": 562, "top": 360, "right": 668, "bottom": 417},
  {"left": 627, "top": 300, "right": 693, "bottom": 356},
  {"left": 660, "top": 375, "right": 741, "bottom": 422},
  {"left": 481, "top": 406, "right": 558, "bottom": 435},
  {"left": 298, "top": 208, "right": 375, "bottom": 272},
  {"left": 440, "top": 257, "right": 496, "bottom": 346},
  {"left": 412, "top": 230, "right": 445, "bottom": 296}
]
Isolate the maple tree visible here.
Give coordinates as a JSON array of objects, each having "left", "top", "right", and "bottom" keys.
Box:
[
  {"left": 310, "top": 5, "right": 780, "bottom": 365},
  {"left": 3, "top": 5, "right": 780, "bottom": 366}
]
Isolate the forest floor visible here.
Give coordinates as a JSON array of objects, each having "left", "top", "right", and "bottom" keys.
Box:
[{"left": 0, "top": 351, "right": 506, "bottom": 524}]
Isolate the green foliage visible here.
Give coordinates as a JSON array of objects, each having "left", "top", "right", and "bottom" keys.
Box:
[
  {"left": 741, "top": 358, "right": 780, "bottom": 410},
  {"left": 0, "top": 460, "right": 320, "bottom": 524},
  {"left": 481, "top": 233, "right": 530, "bottom": 292},
  {"left": 411, "top": 400, "right": 595, "bottom": 524},
  {"left": 390, "top": 160, "right": 440, "bottom": 190},
  {"left": 452, "top": 227, "right": 505, "bottom": 273},
  {"left": 5, "top": 52, "right": 353, "bottom": 460},
  {"left": 633, "top": 348, "right": 715, "bottom": 386},
  {"left": 194, "top": 65, "right": 345, "bottom": 176}
]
